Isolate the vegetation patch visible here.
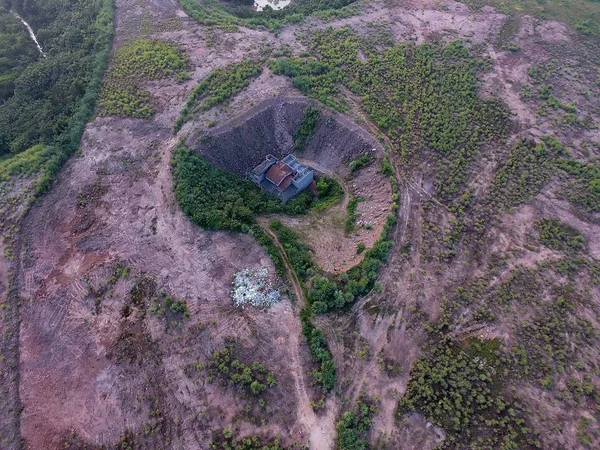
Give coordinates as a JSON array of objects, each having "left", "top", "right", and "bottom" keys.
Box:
[
  {"left": 197, "top": 340, "right": 277, "bottom": 397},
  {"left": 345, "top": 196, "right": 364, "bottom": 234},
  {"left": 535, "top": 218, "right": 586, "bottom": 253},
  {"left": 300, "top": 309, "right": 336, "bottom": 392},
  {"left": 98, "top": 81, "right": 154, "bottom": 118},
  {"left": 312, "top": 177, "right": 344, "bottom": 212},
  {"left": 178, "top": 0, "right": 359, "bottom": 33},
  {"left": 555, "top": 159, "right": 600, "bottom": 212},
  {"left": 0, "top": 0, "right": 115, "bottom": 157},
  {"left": 98, "top": 39, "right": 188, "bottom": 118},
  {"left": 209, "top": 429, "right": 300, "bottom": 449},
  {"left": 172, "top": 146, "right": 312, "bottom": 232},
  {"left": 398, "top": 338, "right": 540, "bottom": 449},
  {"left": 336, "top": 396, "right": 377, "bottom": 450},
  {"left": 270, "top": 29, "right": 510, "bottom": 202},
  {"left": 349, "top": 154, "right": 372, "bottom": 173},
  {"left": 175, "top": 60, "right": 263, "bottom": 131},
  {"left": 293, "top": 106, "right": 320, "bottom": 151}
]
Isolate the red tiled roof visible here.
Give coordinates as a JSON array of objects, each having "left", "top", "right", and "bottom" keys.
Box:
[
  {"left": 277, "top": 175, "right": 293, "bottom": 192},
  {"left": 265, "top": 162, "right": 293, "bottom": 187}
]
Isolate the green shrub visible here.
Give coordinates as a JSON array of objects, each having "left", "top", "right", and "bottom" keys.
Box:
[
  {"left": 535, "top": 218, "right": 586, "bottom": 253},
  {"left": 172, "top": 146, "right": 311, "bottom": 232},
  {"left": 108, "top": 39, "right": 188, "bottom": 80},
  {"left": 300, "top": 308, "right": 336, "bottom": 392},
  {"left": 293, "top": 106, "right": 320, "bottom": 151},
  {"left": 175, "top": 60, "right": 263, "bottom": 130},
  {"left": 336, "top": 397, "right": 377, "bottom": 450},
  {"left": 98, "top": 39, "right": 188, "bottom": 119},
  {"left": 202, "top": 340, "right": 276, "bottom": 397},
  {"left": 555, "top": 159, "right": 600, "bottom": 212},
  {"left": 349, "top": 154, "right": 372, "bottom": 172},
  {"left": 399, "top": 338, "right": 540, "bottom": 449}
]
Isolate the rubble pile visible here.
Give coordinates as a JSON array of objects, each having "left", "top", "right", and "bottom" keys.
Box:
[{"left": 231, "top": 268, "right": 280, "bottom": 308}]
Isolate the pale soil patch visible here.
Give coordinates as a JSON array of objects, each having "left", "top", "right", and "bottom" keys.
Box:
[{"left": 278, "top": 164, "right": 392, "bottom": 274}]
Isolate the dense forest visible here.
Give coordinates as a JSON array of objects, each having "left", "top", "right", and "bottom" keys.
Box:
[{"left": 0, "top": 0, "right": 113, "bottom": 158}]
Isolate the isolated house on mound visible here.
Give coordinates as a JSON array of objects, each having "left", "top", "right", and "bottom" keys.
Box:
[{"left": 251, "top": 154, "right": 314, "bottom": 202}]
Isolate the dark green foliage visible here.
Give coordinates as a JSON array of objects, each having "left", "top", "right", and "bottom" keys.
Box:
[
  {"left": 345, "top": 196, "right": 364, "bottom": 234},
  {"left": 488, "top": 139, "right": 553, "bottom": 212},
  {"left": 293, "top": 106, "right": 320, "bottom": 151},
  {"left": 172, "top": 146, "right": 311, "bottom": 232},
  {"left": 303, "top": 214, "right": 394, "bottom": 313},
  {"left": 0, "top": 0, "right": 115, "bottom": 157},
  {"left": 178, "top": 0, "right": 358, "bottom": 33},
  {"left": 203, "top": 341, "right": 276, "bottom": 396},
  {"left": 148, "top": 292, "right": 190, "bottom": 318},
  {"left": 98, "top": 39, "right": 188, "bottom": 118},
  {"left": 300, "top": 308, "right": 336, "bottom": 392},
  {"left": 535, "top": 218, "right": 586, "bottom": 253},
  {"left": 249, "top": 225, "right": 286, "bottom": 277},
  {"left": 312, "top": 177, "right": 344, "bottom": 211},
  {"left": 555, "top": 159, "right": 600, "bottom": 212},
  {"left": 398, "top": 338, "right": 540, "bottom": 449},
  {"left": 336, "top": 398, "right": 377, "bottom": 450},
  {"left": 175, "top": 60, "right": 262, "bottom": 130},
  {"left": 209, "top": 429, "right": 301, "bottom": 450},
  {"left": 270, "top": 220, "right": 315, "bottom": 281},
  {"left": 511, "top": 289, "right": 597, "bottom": 378},
  {"left": 348, "top": 154, "right": 372, "bottom": 172},
  {"left": 271, "top": 29, "right": 509, "bottom": 201}
]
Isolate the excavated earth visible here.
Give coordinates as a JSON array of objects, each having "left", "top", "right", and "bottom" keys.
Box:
[{"left": 188, "top": 96, "right": 394, "bottom": 273}]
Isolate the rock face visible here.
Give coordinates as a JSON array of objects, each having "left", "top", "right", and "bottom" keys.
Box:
[{"left": 190, "top": 97, "right": 383, "bottom": 176}]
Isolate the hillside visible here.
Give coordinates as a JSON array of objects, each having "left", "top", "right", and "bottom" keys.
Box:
[{"left": 0, "top": 0, "right": 599, "bottom": 449}]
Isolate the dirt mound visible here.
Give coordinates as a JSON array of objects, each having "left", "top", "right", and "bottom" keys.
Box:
[{"left": 187, "top": 96, "right": 384, "bottom": 176}]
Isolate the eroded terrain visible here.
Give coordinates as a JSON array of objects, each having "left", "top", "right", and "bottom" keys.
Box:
[{"left": 2, "top": 0, "right": 600, "bottom": 449}]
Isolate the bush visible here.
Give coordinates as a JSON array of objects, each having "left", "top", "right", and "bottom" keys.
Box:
[
  {"left": 98, "top": 39, "right": 188, "bottom": 119},
  {"left": 202, "top": 340, "right": 276, "bottom": 397},
  {"left": 336, "top": 398, "right": 377, "bottom": 450},
  {"left": 535, "top": 218, "right": 586, "bottom": 253},
  {"left": 172, "top": 146, "right": 312, "bottom": 232},
  {"left": 175, "top": 60, "right": 263, "bottom": 130},
  {"left": 300, "top": 308, "right": 336, "bottom": 392},
  {"left": 399, "top": 338, "right": 539, "bottom": 449},
  {"left": 293, "top": 105, "right": 320, "bottom": 151}
]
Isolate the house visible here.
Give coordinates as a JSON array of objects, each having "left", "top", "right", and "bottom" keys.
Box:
[{"left": 251, "top": 154, "right": 314, "bottom": 202}]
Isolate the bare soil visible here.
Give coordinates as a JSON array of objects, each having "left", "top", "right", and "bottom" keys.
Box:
[{"left": 4, "top": 0, "right": 600, "bottom": 449}]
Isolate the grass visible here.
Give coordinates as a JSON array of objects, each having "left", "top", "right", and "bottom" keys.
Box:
[
  {"left": 175, "top": 60, "right": 263, "bottom": 130},
  {"left": 293, "top": 106, "right": 320, "bottom": 151},
  {"left": 98, "top": 39, "right": 188, "bottom": 119}
]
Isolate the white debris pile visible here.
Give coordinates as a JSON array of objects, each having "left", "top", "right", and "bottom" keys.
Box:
[{"left": 231, "top": 268, "right": 281, "bottom": 308}]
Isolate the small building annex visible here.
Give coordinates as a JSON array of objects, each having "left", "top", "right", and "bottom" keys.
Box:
[{"left": 250, "top": 154, "right": 314, "bottom": 202}]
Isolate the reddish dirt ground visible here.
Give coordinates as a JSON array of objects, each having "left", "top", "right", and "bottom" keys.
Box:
[{"left": 4, "top": 0, "right": 600, "bottom": 448}]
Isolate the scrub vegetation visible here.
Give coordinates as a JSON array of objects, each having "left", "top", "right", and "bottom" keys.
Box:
[
  {"left": 99, "top": 39, "right": 189, "bottom": 118},
  {"left": 271, "top": 29, "right": 510, "bottom": 202},
  {"left": 175, "top": 60, "right": 263, "bottom": 130},
  {"left": 398, "top": 338, "right": 540, "bottom": 449},
  {"left": 172, "top": 146, "right": 313, "bottom": 232},
  {"left": 178, "top": 0, "right": 358, "bottom": 32},
  {"left": 0, "top": 0, "right": 114, "bottom": 198}
]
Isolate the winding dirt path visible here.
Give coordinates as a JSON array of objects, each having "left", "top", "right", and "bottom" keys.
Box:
[{"left": 258, "top": 222, "right": 337, "bottom": 450}]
